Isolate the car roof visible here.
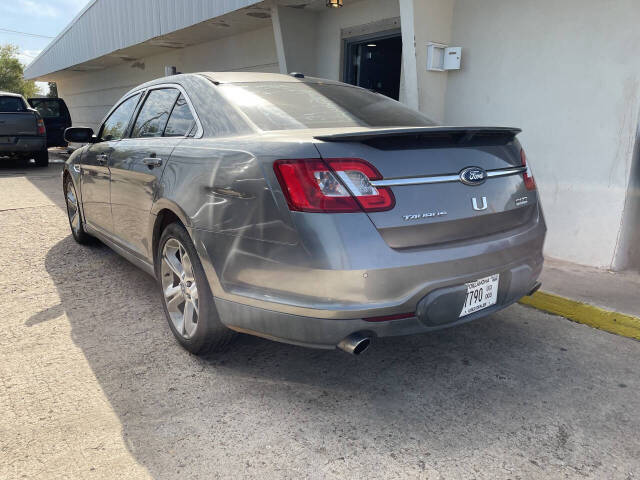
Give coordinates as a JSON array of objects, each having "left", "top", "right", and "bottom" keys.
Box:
[
  {"left": 198, "top": 72, "right": 342, "bottom": 85},
  {"left": 126, "top": 72, "right": 344, "bottom": 94},
  {"left": 0, "top": 91, "right": 25, "bottom": 98}
]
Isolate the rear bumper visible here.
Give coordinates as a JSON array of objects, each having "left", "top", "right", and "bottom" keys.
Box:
[
  {"left": 192, "top": 204, "right": 546, "bottom": 348},
  {"left": 214, "top": 257, "right": 542, "bottom": 349},
  {"left": 0, "top": 137, "right": 46, "bottom": 154}
]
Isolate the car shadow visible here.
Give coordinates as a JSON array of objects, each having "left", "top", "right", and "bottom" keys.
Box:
[{"left": 30, "top": 231, "right": 625, "bottom": 478}]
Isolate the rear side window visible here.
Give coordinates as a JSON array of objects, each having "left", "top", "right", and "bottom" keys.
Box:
[
  {"left": 0, "top": 96, "right": 27, "bottom": 112},
  {"left": 131, "top": 88, "right": 179, "bottom": 138},
  {"left": 101, "top": 93, "right": 141, "bottom": 141},
  {"left": 164, "top": 94, "right": 196, "bottom": 137},
  {"left": 30, "top": 100, "right": 63, "bottom": 118}
]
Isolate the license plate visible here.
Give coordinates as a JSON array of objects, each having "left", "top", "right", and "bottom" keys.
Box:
[
  {"left": 0, "top": 137, "right": 14, "bottom": 143},
  {"left": 459, "top": 274, "right": 499, "bottom": 317}
]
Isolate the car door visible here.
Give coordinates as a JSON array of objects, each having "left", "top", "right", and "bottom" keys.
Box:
[
  {"left": 110, "top": 87, "right": 199, "bottom": 260},
  {"left": 80, "top": 93, "right": 141, "bottom": 234}
]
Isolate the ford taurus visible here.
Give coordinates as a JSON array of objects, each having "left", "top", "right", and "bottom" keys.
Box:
[{"left": 62, "top": 72, "right": 546, "bottom": 355}]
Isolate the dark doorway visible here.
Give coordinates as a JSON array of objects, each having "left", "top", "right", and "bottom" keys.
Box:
[{"left": 344, "top": 33, "right": 402, "bottom": 100}]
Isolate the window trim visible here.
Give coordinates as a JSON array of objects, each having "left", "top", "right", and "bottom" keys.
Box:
[
  {"left": 127, "top": 83, "right": 203, "bottom": 140},
  {"left": 98, "top": 91, "right": 143, "bottom": 141}
]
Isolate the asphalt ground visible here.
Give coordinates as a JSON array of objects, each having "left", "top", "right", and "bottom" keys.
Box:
[{"left": 1, "top": 153, "right": 639, "bottom": 479}]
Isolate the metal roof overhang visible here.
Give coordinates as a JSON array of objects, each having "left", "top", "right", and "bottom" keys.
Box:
[{"left": 24, "top": 0, "right": 269, "bottom": 80}]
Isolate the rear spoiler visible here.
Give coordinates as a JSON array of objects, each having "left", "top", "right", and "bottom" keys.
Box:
[{"left": 314, "top": 126, "right": 522, "bottom": 144}]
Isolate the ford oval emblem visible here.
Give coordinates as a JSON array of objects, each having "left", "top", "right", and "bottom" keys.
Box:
[{"left": 459, "top": 167, "right": 487, "bottom": 186}]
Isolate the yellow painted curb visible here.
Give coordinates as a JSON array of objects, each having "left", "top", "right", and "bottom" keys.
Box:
[{"left": 519, "top": 291, "right": 640, "bottom": 341}]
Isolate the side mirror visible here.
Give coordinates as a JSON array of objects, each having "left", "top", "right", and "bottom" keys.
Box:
[{"left": 64, "top": 127, "right": 96, "bottom": 144}]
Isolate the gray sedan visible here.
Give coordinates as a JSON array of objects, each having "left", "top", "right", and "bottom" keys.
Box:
[{"left": 62, "top": 72, "right": 546, "bottom": 355}]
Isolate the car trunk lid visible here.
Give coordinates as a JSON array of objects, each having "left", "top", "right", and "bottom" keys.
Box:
[{"left": 313, "top": 126, "right": 537, "bottom": 249}]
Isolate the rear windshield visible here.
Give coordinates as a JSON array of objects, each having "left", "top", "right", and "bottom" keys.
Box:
[
  {"left": 217, "top": 82, "right": 435, "bottom": 131},
  {"left": 29, "top": 99, "right": 63, "bottom": 118},
  {"left": 0, "top": 96, "right": 27, "bottom": 113}
]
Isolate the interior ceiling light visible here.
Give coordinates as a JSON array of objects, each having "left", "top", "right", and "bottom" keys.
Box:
[
  {"left": 326, "top": 0, "right": 343, "bottom": 7},
  {"left": 367, "top": 44, "right": 377, "bottom": 47}
]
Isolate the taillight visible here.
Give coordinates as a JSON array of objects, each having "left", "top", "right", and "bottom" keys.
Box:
[
  {"left": 273, "top": 158, "right": 395, "bottom": 213},
  {"left": 36, "top": 117, "right": 46, "bottom": 136},
  {"left": 521, "top": 149, "right": 536, "bottom": 191}
]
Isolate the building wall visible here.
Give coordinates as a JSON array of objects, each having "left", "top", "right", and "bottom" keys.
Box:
[
  {"left": 56, "top": 26, "right": 278, "bottom": 131},
  {"left": 443, "top": 0, "right": 640, "bottom": 268},
  {"left": 272, "top": 5, "right": 319, "bottom": 76},
  {"left": 614, "top": 128, "right": 640, "bottom": 272},
  {"left": 410, "top": 0, "right": 454, "bottom": 123}
]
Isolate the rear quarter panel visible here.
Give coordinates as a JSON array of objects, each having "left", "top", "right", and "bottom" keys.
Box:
[{"left": 160, "top": 136, "right": 312, "bottom": 246}]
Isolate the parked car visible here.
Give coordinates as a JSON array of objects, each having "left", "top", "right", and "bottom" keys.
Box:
[
  {"left": 0, "top": 91, "right": 48, "bottom": 166},
  {"left": 28, "top": 97, "right": 72, "bottom": 148},
  {"left": 62, "top": 72, "right": 546, "bottom": 355}
]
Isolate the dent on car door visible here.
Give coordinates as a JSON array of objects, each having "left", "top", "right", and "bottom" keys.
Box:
[
  {"left": 110, "top": 88, "right": 197, "bottom": 261},
  {"left": 80, "top": 93, "right": 141, "bottom": 234}
]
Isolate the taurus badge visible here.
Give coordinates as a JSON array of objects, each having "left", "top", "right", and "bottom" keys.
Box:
[{"left": 471, "top": 196, "right": 488, "bottom": 211}]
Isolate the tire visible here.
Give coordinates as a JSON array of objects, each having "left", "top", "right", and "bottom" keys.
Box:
[
  {"left": 156, "top": 222, "right": 235, "bottom": 355},
  {"left": 34, "top": 149, "right": 49, "bottom": 167},
  {"left": 64, "top": 175, "right": 92, "bottom": 244}
]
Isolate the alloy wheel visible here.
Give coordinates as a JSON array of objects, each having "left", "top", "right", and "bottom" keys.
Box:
[
  {"left": 65, "top": 180, "right": 80, "bottom": 235},
  {"left": 161, "top": 238, "right": 200, "bottom": 339}
]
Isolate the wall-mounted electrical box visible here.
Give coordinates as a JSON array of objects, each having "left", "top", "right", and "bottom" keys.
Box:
[
  {"left": 427, "top": 43, "right": 462, "bottom": 71},
  {"left": 444, "top": 47, "right": 462, "bottom": 70}
]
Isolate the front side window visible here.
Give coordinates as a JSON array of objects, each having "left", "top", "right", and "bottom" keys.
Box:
[
  {"left": 217, "top": 82, "right": 435, "bottom": 131},
  {"left": 131, "top": 88, "right": 179, "bottom": 138},
  {"left": 101, "top": 93, "right": 140, "bottom": 141},
  {"left": 0, "top": 96, "right": 27, "bottom": 112},
  {"left": 164, "top": 94, "right": 196, "bottom": 137}
]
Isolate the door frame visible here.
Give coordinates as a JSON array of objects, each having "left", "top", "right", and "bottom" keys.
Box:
[
  {"left": 342, "top": 29, "right": 402, "bottom": 92},
  {"left": 339, "top": 16, "right": 401, "bottom": 84}
]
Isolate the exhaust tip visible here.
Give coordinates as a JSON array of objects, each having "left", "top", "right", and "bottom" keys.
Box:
[
  {"left": 337, "top": 333, "right": 371, "bottom": 355},
  {"left": 527, "top": 281, "right": 542, "bottom": 296}
]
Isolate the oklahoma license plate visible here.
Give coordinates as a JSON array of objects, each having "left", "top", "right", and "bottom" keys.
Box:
[{"left": 459, "top": 274, "right": 499, "bottom": 317}]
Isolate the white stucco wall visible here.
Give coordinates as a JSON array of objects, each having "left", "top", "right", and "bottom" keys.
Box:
[
  {"left": 409, "top": 0, "right": 454, "bottom": 123},
  {"left": 56, "top": 26, "right": 278, "bottom": 131},
  {"left": 272, "top": 5, "right": 319, "bottom": 76},
  {"left": 444, "top": 0, "right": 640, "bottom": 268}
]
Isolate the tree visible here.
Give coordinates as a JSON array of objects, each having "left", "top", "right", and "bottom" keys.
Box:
[
  {"left": 0, "top": 44, "right": 38, "bottom": 98},
  {"left": 47, "top": 82, "right": 58, "bottom": 98}
]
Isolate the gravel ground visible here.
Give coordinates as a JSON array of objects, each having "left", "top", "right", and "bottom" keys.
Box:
[{"left": 1, "top": 155, "right": 639, "bottom": 479}]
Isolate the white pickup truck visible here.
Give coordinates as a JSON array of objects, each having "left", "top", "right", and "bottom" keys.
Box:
[{"left": 0, "top": 91, "right": 48, "bottom": 167}]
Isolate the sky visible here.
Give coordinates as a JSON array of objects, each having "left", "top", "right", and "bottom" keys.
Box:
[{"left": 0, "top": 0, "right": 89, "bottom": 91}]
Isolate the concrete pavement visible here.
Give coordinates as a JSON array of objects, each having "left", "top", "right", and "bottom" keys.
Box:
[{"left": 1, "top": 157, "right": 639, "bottom": 479}]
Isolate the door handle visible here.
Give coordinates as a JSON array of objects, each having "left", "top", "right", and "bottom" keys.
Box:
[
  {"left": 143, "top": 157, "right": 163, "bottom": 168},
  {"left": 96, "top": 154, "right": 109, "bottom": 166}
]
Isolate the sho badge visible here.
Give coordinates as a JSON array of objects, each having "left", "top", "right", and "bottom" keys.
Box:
[
  {"left": 403, "top": 211, "right": 448, "bottom": 221},
  {"left": 515, "top": 196, "right": 528, "bottom": 207}
]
